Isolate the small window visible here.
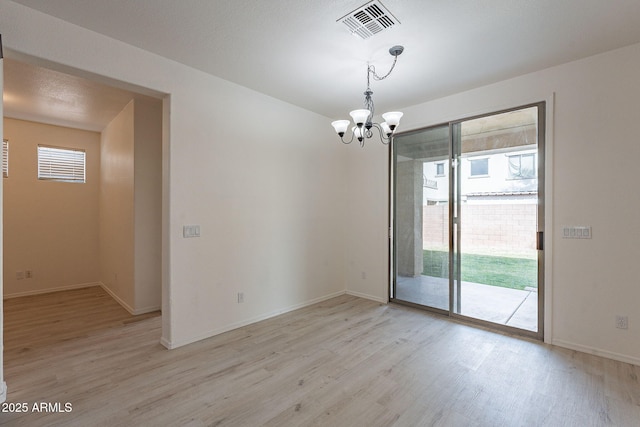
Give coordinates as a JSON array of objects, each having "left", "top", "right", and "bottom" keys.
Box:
[
  {"left": 469, "top": 158, "right": 489, "bottom": 177},
  {"left": 436, "top": 162, "right": 445, "bottom": 177},
  {"left": 37, "top": 145, "right": 86, "bottom": 183},
  {"left": 2, "top": 139, "right": 8, "bottom": 178},
  {"left": 508, "top": 153, "right": 536, "bottom": 179}
]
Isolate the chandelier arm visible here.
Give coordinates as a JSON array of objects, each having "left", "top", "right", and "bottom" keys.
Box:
[
  {"left": 370, "top": 123, "right": 391, "bottom": 145},
  {"left": 339, "top": 131, "right": 355, "bottom": 145}
]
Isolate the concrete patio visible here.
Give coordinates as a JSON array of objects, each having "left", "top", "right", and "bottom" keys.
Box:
[{"left": 395, "top": 275, "right": 538, "bottom": 331}]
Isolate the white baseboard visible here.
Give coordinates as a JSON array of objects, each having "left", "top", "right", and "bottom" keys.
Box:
[
  {"left": 3, "top": 282, "right": 159, "bottom": 315},
  {"left": 131, "top": 304, "right": 162, "bottom": 315},
  {"left": 0, "top": 381, "right": 7, "bottom": 403},
  {"left": 98, "top": 283, "right": 160, "bottom": 315},
  {"left": 160, "top": 336, "right": 172, "bottom": 350},
  {"left": 98, "top": 282, "right": 135, "bottom": 315},
  {"left": 346, "top": 289, "right": 388, "bottom": 304},
  {"left": 98, "top": 282, "right": 159, "bottom": 315},
  {"left": 3, "top": 282, "right": 102, "bottom": 299},
  {"left": 162, "top": 290, "right": 347, "bottom": 350},
  {"left": 552, "top": 339, "right": 640, "bottom": 367}
]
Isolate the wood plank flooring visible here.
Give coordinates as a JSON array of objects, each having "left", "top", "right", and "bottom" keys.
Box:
[{"left": 1, "top": 286, "right": 639, "bottom": 426}]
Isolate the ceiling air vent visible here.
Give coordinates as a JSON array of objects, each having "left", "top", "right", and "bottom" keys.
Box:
[{"left": 338, "top": 0, "right": 400, "bottom": 40}]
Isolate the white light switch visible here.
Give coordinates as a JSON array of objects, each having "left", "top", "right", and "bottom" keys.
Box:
[
  {"left": 183, "top": 225, "right": 201, "bottom": 238},
  {"left": 562, "top": 226, "right": 592, "bottom": 239}
]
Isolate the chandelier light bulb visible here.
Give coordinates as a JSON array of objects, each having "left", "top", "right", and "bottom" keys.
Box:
[
  {"left": 381, "top": 112, "right": 403, "bottom": 130},
  {"left": 349, "top": 109, "right": 371, "bottom": 127},
  {"left": 352, "top": 126, "right": 365, "bottom": 142},
  {"left": 380, "top": 122, "right": 392, "bottom": 137},
  {"left": 331, "top": 120, "right": 350, "bottom": 137}
]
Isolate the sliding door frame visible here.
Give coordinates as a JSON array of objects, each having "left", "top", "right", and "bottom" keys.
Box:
[
  {"left": 389, "top": 124, "right": 450, "bottom": 316},
  {"left": 390, "top": 101, "right": 546, "bottom": 341}
]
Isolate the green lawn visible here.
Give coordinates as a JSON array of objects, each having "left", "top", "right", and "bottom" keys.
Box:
[{"left": 422, "top": 250, "right": 537, "bottom": 290}]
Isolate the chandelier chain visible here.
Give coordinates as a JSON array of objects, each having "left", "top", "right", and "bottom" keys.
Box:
[{"left": 368, "top": 54, "right": 399, "bottom": 83}]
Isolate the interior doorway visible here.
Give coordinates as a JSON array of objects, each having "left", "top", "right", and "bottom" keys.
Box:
[
  {"left": 391, "top": 103, "right": 545, "bottom": 338},
  {"left": 2, "top": 55, "right": 166, "bottom": 337}
]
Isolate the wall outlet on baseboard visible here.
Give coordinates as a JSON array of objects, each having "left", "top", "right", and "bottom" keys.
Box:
[
  {"left": 615, "top": 315, "right": 628, "bottom": 329},
  {"left": 25, "top": 270, "right": 33, "bottom": 279},
  {"left": 237, "top": 292, "right": 244, "bottom": 303}
]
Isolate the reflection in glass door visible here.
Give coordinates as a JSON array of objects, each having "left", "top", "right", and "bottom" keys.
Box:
[
  {"left": 393, "top": 104, "right": 544, "bottom": 337},
  {"left": 393, "top": 125, "right": 450, "bottom": 312},
  {"left": 453, "top": 106, "right": 543, "bottom": 334}
]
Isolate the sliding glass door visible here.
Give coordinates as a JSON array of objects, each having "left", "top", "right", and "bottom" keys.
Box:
[
  {"left": 393, "top": 125, "right": 450, "bottom": 312},
  {"left": 392, "top": 103, "right": 544, "bottom": 338}
]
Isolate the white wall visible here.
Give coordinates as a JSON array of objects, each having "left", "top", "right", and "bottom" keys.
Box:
[
  {"left": 344, "top": 142, "right": 390, "bottom": 303},
  {"left": 3, "top": 118, "right": 101, "bottom": 297},
  {"left": 0, "top": 0, "right": 347, "bottom": 352},
  {"left": 133, "top": 97, "right": 162, "bottom": 313},
  {"left": 346, "top": 42, "right": 640, "bottom": 365},
  {"left": 99, "top": 98, "right": 162, "bottom": 315},
  {"left": 100, "top": 101, "right": 135, "bottom": 309}
]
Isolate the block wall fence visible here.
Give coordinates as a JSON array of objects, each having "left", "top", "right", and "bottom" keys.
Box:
[{"left": 423, "top": 203, "right": 537, "bottom": 253}]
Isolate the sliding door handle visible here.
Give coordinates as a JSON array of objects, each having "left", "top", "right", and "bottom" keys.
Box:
[{"left": 536, "top": 231, "right": 544, "bottom": 250}]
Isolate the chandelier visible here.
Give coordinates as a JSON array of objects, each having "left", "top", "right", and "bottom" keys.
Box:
[{"left": 331, "top": 45, "right": 404, "bottom": 146}]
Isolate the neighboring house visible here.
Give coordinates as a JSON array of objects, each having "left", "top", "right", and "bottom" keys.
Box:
[
  {"left": 423, "top": 147, "right": 538, "bottom": 205},
  {"left": 422, "top": 139, "right": 539, "bottom": 253}
]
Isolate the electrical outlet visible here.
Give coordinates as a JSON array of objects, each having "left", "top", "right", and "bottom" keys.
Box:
[
  {"left": 237, "top": 292, "right": 244, "bottom": 303},
  {"left": 25, "top": 270, "right": 33, "bottom": 279},
  {"left": 361, "top": 271, "right": 367, "bottom": 280},
  {"left": 16, "top": 271, "right": 24, "bottom": 280},
  {"left": 615, "top": 315, "right": 628, "bottom": 329}
]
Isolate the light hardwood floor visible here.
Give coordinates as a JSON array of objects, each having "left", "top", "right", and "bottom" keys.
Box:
[{"left": 1, "top": 286, "right": 639, "bottom": 426}]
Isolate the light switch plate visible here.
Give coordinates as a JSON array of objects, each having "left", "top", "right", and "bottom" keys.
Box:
[
  {"left": 562, "top": 226, "right": 592, "bottom": 239},
  {"left": 183, "top": 225, "right": 201, "bottom": 238}
]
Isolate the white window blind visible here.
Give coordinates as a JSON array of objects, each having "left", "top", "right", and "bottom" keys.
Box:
[
  {"left": 2, "top": 139, "right": 8, "bottom": 178},
  {"left": 37, "top": 145, "right": 86, "bottom": 183},
  {"left": 508, "top": 153, "right": 536, "bottom": 179}
]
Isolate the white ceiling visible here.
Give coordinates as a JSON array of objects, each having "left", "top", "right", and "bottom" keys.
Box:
[{"left": 6, "top": 0, "right": 640, "bottom": 127}]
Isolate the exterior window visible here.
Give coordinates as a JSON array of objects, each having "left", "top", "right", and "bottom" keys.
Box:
[
  {"left": 469, "top": 158, "right": 489, "bottom": 177},
  {"left": 2, "top": 139, "right": 8, "bottom": 178},
  {"left": 37, "top": 145, "right": 86, "bottom": 183},
  {"left": 508, "top": 153, "right": 536, "bottom": 179},
  {"left": 436, "top": 162, "right": 445, "bottom": 176}
]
